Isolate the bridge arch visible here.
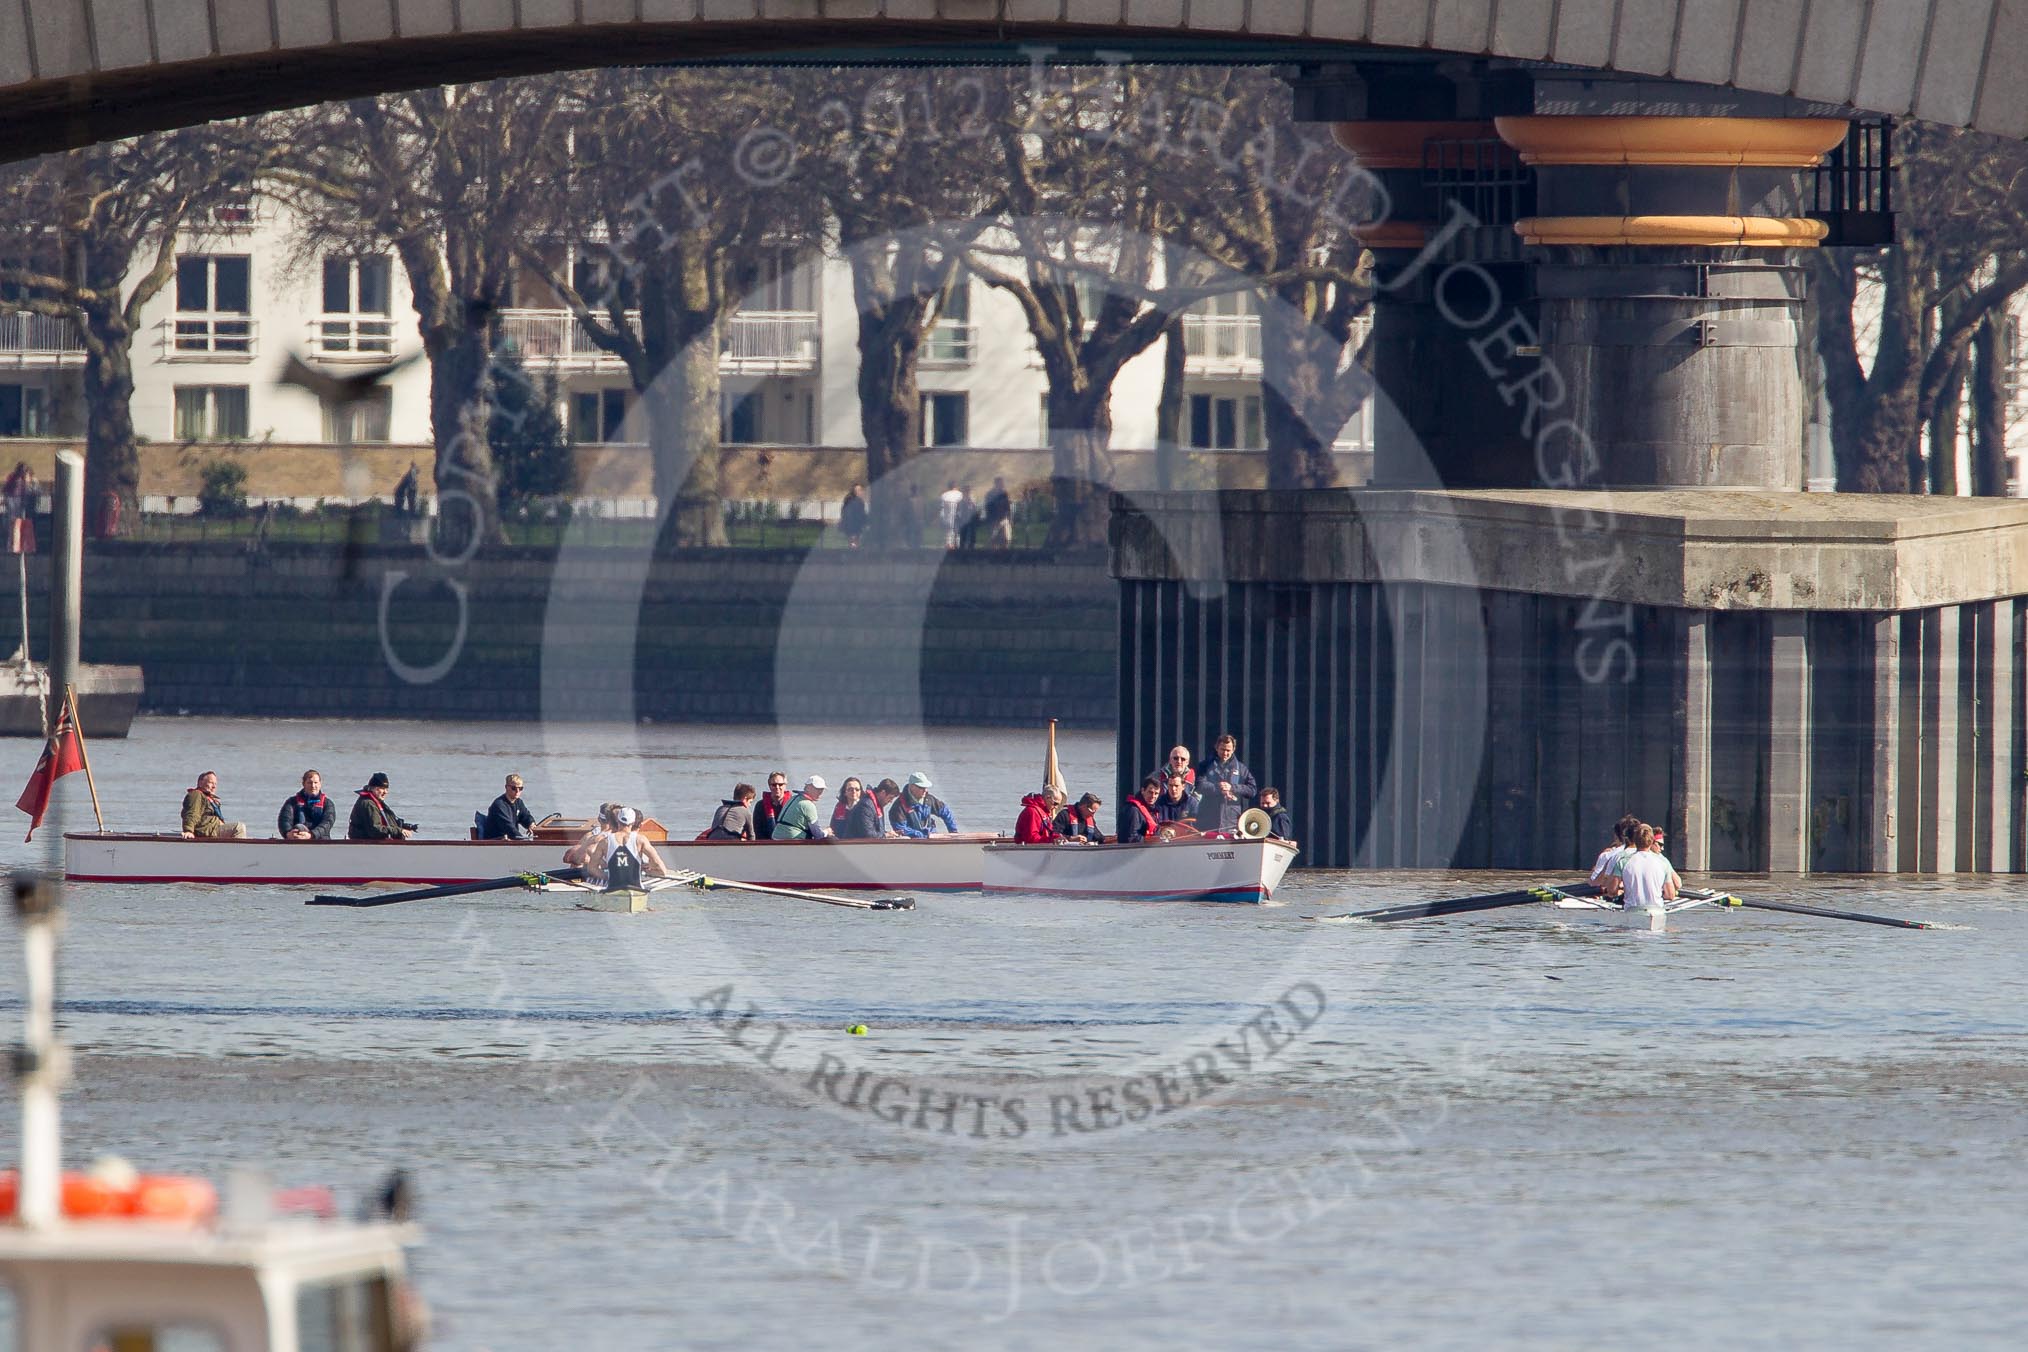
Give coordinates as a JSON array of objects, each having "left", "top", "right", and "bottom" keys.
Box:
[{"left": 0, "top": 1, "right": 2016, "bottom": 158}]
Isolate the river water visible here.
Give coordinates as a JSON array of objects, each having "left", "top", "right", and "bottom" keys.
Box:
[{"left": 3, "top": 718, "right": 2026, "bottom": 1350}]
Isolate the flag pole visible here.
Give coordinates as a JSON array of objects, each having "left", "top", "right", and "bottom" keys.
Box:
[{"left": 63, "top": 684, "right": 103, "bottom": 833}]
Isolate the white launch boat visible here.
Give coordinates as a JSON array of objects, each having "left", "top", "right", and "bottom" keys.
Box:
[{"left": 980, "top": 837, "right": 1299, "bottom": 903}]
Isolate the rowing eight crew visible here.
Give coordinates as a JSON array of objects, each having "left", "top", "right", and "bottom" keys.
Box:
[{"left": 1589, "top": 814, "right": 1682, "bottom": 911}]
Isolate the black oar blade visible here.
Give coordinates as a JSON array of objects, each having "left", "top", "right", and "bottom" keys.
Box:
[
  {"left": 1737, "top": 897, "right": 1931, "bottom": 930},
  {"left": 871, "top": 897, "right": 916, "bottom": 911},
  {"left": 307, "top": 868, "right": 582, "bottom": 908},
  {"left": 1314, "top": 887, "right": 1544, "bottom": 924}
]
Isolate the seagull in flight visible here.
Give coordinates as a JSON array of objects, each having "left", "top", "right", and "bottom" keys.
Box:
[{"left": 275, "top": 346, "right": 424, "bottom": 407}]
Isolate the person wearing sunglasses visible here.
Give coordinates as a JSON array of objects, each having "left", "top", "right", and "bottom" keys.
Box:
[{"left": 754, "top": 773, "right": 793, "bottom": 840}]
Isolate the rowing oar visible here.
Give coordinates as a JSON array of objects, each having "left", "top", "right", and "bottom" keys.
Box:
[
  {"left": 1719, "top": 895, "right": 1933, "bottom": 930},
  {"left": 684, "top": 873, "right": 914, "bottom": 912},
  {"left": 308, "top": 869, "right": 584, "bottom": 908},
  {"left": 1311, "top": 887, "right": 1543, "bottom": 924}
]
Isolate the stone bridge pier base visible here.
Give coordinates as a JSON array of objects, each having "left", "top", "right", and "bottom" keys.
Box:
[{"left": 1111, "top": 492, "right": 2028, "bottom": 874}]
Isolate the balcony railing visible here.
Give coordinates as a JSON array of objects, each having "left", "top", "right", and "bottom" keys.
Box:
[
  {"left": 722, "top": 312, "right": 820, "bottom": 371},
  {"left": 0, "top": 311, "right": 84, "bottom": 365},
  {"left": 308, "top": 316, "right": 395, "bottom": 359},
  {"left": 497, "top": 308, "right": 821, "bottom": 374},
  {"left": 164, "top": 314, "right": 256, "bottom": 359},
  {"left": 1183, "top": 314, "right": 1261, "bottom": 371}
]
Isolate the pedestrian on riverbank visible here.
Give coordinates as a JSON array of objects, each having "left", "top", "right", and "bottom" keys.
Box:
[
  {"left": 839, "top": 484, "right": 869, "bottom": 548},
  {"left": 705, "top": 784, "right": 758, "bottom": 840},
  {"left": 956, "top": 486, "right": 981, "bottom": 549},
  {"left": 349, "top": 772, "right": 413, "bottom": 840},
  {"left": 1195, "top": 733, "right": 1257, "bottom": 834},
  {"left": 277, "top": 770, "right": 336, "bottom": 841},
  {"left": 181, "top": 770, "right": 245, "bottom": 839},
  {"left": 983, "top": 476, "right": 1013, "bottom": 548},
  {"left": 482, "top": 774, "right": 535, "bottom": 840},
  {"left": 939, "top": 481, "right": 965, "bottom": 548}
]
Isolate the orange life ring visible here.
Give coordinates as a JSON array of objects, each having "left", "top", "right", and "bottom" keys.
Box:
[{"left": 0, "top": 1168, "right": 217, "bottom": 1222}]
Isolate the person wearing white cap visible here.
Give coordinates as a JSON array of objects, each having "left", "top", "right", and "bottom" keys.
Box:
[
  {"left": 587, "top": 805, "right": 671, "bottom": 889},
  {"left": 770, "top": 776, "right": 833, "bottom": 840},
  {"left": 889, "top": 771, "right": 959, "bottom": 837}
]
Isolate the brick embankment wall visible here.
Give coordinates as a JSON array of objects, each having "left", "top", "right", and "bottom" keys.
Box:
[{"left": 7, "top": 542, "right": 1119, "bottom": 728}]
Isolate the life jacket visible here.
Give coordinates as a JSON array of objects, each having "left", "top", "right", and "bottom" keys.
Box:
[
  {"left": 188, "top": 789, "right": 223, "bottom": 823},
  {"left": 893, "top": 791, "right": 948, "bottom": 834},
  {"left": 605, "top": 831, "right": 643, "bottom": 891},
  {"left": 1126, "top": 797, "right": 1158, "bottom": 839}
]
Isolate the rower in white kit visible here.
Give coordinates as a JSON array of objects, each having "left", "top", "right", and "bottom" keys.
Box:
[{"left": 1619, "top": 822, "right": 1680, "bottom": 913}]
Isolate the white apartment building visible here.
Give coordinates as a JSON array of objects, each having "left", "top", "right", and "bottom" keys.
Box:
[{"left": 0, "top": 201, "right": 1376, "bottom": 505}]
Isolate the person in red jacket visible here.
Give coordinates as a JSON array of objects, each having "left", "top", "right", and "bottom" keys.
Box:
[{"left": 1014, "top": 787, "right": 1065, "bottom": 843}]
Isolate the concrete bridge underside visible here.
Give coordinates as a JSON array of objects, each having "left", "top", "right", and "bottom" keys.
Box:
[{"left": 0, "top": 1, "right": 2020, "bottom": 158}]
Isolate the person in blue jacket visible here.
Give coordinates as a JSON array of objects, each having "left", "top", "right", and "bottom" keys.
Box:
[
  {"left": 889, "top": 772, "right": 959, "bottom": 837},
  {"left": 1195, "top": 732, "right": 1258, "bottom": 834}
]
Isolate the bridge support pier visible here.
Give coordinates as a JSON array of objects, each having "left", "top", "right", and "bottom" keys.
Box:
[{"left": 1111, "top": 492, "right": 2028, "bottom": 874}]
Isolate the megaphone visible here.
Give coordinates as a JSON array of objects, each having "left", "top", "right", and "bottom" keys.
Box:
[{"left": 1237, "top": 808, "right": 1272, "bottom": 840}]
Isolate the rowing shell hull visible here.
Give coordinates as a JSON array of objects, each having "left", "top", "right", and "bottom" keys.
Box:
[
  {"left": 62, "top": 832, "right": 999, "bottom": 889},
  {"left": 980, "top": 838, "right": 1299, "bottom": 903}
]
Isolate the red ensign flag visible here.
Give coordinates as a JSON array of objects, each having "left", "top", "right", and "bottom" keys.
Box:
[{"left": 17, "top": 704, "right": 83, "bottom": 841}]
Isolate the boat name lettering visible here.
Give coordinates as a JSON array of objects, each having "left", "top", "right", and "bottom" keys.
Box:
[{"left": 1205, "top": 850, "right": 1234, "bottom": 860}]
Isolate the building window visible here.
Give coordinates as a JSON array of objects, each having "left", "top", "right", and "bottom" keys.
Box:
[
  {"left": 749, "top": 248, "right": 815, "bottom": 312},
  {"left": 922, "top": 392, "right": 968, "bottom": 448},
  {"left": 1188, "top": 393, "right": 1263, "bottom": 450},
  {"left": 571, "top": 388, "right": 630, "bottom": 444},
  {"left": 174, "top": 385, "right": 250, "bottom": 440},
  {"left": 723, "top": 390, "right": 761, "bottom": 444},
  {"left": 0, "top": 384, "right": 49, "bottom": 437},
  {"left": 322, "top": 388, "right": 392, "bottom": 443},
  {"left": 924, "top": 273, "right": 974, "bottom": 364},
  {"left": 319, "top": 256, "right": 393, "bottom": 355},
  {"left": 174, "top": 255, "right": 253, "bottom": 356}
]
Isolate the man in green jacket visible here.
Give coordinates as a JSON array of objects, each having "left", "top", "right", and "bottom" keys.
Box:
[
  {"left": 349, "top": 772, "right": 414, "bottom": 840},
  {"left": 770, "top": 776, "right": 833, "bottom": 840},
  {"left": 180, "top": 771, "right": 246, "bottom": 838}
]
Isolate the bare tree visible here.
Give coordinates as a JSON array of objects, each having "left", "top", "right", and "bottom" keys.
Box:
[
  {"left": 0, "top": 124, "right": 272, "bottom": 532},
  {"left": 1131, "top": 68, "right": 1377, "bottom": 489},
  {"left": 517, "top": 68, "right": 820, "bottom": 548},
  {"left": 968, "top": 65, "right": 1254, "bottom": 546},
  {"left": 798, "top": 68, "right": 1008, "bottom": 519},
  {"left": 272, "top": 80, "right": 570, "bottom": 545},
  {"left": 1810, "top": 123, "right": 2028, "bottom": 493}
]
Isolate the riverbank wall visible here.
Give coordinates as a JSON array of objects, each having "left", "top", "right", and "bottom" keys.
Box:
[{"left": 4, "top": 541, "right": 1118, "bottom": 729}]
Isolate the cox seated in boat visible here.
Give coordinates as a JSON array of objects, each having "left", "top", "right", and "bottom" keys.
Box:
[{"left": 571, "top": 807, "right": 671, "bottom": 889}]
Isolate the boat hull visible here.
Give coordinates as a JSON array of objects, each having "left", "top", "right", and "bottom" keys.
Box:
[
  {"left": 980, "top": 838, "right": 1299, "bottom": 903},
  {"left": 63, "top": 832, "right": 999, "bottom": 889}
]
